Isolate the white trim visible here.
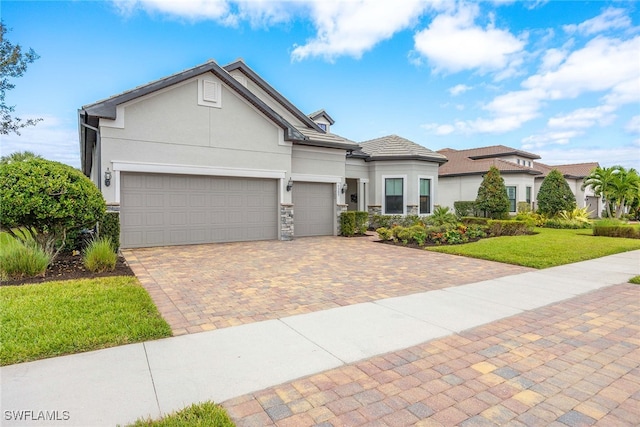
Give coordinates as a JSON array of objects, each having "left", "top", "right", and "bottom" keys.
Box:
[
  {"left": 290, "top": 173, "right": 342, "bottom": 184},
  {"left": 112, "top": 161, "right": 286, "bottom": 179},
  {"left": 382, "top": 174, "right": 407, "bottom": 215},
  {"left": 418, "top": 175, "right": 435, "bottom": 215}
]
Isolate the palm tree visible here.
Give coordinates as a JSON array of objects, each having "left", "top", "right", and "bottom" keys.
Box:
[
  {"left": 610, "top": 168, "right": 640, "bottom": 218},
  {"left": 582, "top": 166, "right": 620, "bottom": 217}
]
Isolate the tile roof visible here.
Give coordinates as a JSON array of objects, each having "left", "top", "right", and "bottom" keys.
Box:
[
  {"left": 437, "top": 148, "right": 541, "bottom": 177},
  {"left": 358, "top": 135, "right": 448, "bottom": 164},
  {"left": 448, "top": 145, "right": 541, "bottom": 160},
  {"left": 534, "top": 162, "right": 599, "bottom": 179},
  {"left": 296, "top": 127, "right": 359, "bottom": 150}
]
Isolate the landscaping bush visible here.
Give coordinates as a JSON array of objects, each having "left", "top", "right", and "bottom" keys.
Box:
[
  {"left": 425, "top": 206, "right": 457, "bottom": 226},
  {"left": 0, "top": 239, "right": 50, "bottom": 280},
  {"left": 99, "top": 211, "right": 120, "bottom": 251},
  {"left": 372, "top": 214, "right": 422, "bottom": 229},
  {"left": 454, "top": 201, "right": 477, "bottom": 218},
  {"left": 517, "top": 202, "right": 532, "bottom": 213},
  {"left": 355, "top": 211, "right": 368, "bottom": 234},
  {"left": 592, "top": 220, "right": 640, "bottom": 239},
  {"left": 537, "top": 169, "right": 576, "bottom": 217},
  {"left": 340, "top": 211, "right": 356, "bottom": 236},
  {"left": 487, "top": 220, "right": 533, "bottom": 236},
  {"left": 475, "top": 166, "right": 510, "bottom": 219},
  {"left": 461, "top": 217, "right": 490, "bottom": 226},
  {"left": 83, "top": 237, "right": 117, "bottom": 273},
  {"left": 544, "top": 218, "right": 591, "bottom": 229},
  {"left": 514, "top": 211, "right": 546, "bottom": 227},
  {"left": 0, "top": 157, "right": 106, "bottom": 259},
  {"left": 376, "top": 227, "right": 393, "bottom": 241}
]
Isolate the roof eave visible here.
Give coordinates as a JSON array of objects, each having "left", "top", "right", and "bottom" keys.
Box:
[
  {"left": 365, "top": 155, "right": 448, "bottom": 164},
  {"left": 292, "top": 139, "right": 359, "bottom": 151}
]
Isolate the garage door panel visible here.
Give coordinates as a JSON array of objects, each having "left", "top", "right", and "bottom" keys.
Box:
[
  {"left": 121, "top": 173, "right": 278, "bottom": 248},
  {"left": 293, "top": 182, "right": 334, "bottom": 237}
]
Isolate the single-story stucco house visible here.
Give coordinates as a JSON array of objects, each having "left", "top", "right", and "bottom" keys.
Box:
[
  {"left": 437, "top": 145, "right": 600, "bottom": 216},
  {"left": 78, "top": 60, "right": 447, "bottom": 248}
]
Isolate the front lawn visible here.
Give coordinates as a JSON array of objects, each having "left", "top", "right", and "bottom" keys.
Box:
[
  {"left": 128, "top": 402, "right": 235, "bottom": 427},
  {"left": 428, "top": 227, "right": 640, "bottom": 269},
  {"left": 0, "top": 276, "right": 172, "bottom": 366}
]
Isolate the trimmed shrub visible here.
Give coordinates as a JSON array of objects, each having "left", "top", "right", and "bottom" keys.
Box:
[
  {"left": 592, "top": 220, "right": 640, "bottom": 239},
  {"left": 426, "top": 206, "right": 457, "bottom": 226},
  {"left": 544, "top": 218, "right": 591, "bottom": 229},
  {"left": 0, "top": 239, "right": 50, "bottom": 280},
  {"left": 460, "top": 216, "right": 490, "bottom": 226},
  {"left": 487, "top": 220, "right": 533, "bottom": 236},
  {"left": 372, "top": 214, "right": 422, "bottom": 229},
  {"left": 0, "top": 157, "right": 106, "bottom": 259},
  {"left": 476, "top": 166, "right": 510, "bottom": 219},
  {"left": 340, "top": 212, "right": 356, "bottom": 236},
  {"left": 376, "top": 227, "right": 393, "bottom": 241},
  {"left": 517, "top": 202, "right": 532, "bottom": 213},
  {"left": 514, "top": 211, "right": 546, "bottom": 227},
  {"left": 99, "top": 211, "right": 120, "bottom": 251},
  {"left": 83, "top": 237, "right": 117, "bottom": 273},
  {"left": 355, "top": 211, "right": 368, "bottom": 235},
  {"left": 537, "top": 169, "right": 576, "bottom": 217},
  {"left": 454, "top": 201, "right": 477, "bottom": 218}
]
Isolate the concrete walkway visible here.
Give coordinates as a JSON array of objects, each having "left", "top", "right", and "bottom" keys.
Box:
[{"left": 1, "top": 251, "right": 638, "bottom": 426}]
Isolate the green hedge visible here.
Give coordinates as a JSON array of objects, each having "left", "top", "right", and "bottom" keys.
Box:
[
  {"left": 99, "top": 211, "right": 120, "bottom": 251},
  {"left": 340, "top": 211, "right": 368, "bottom": 236},
  {"left": 460, "top": 217, "right": 490, "bottom": 226},
  {"left": 593, "top": 223, "right": 640, "bottom": 239},
  {"left": 487, "top": 220, "right": 533, "bottom": 236},
  {"left": 371, "top": 214, "right": 422, "bottom": 229}
]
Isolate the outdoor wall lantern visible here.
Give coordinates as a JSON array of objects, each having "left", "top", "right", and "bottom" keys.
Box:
[
  {"left": 104, "top": 168, "right": 112, "bottom": 187},
  {"left": 341, "top": 182, "right": 348, "bottom": 194},
  {"left": 286, "top": 178, "right": 293, "bottom": 192}
]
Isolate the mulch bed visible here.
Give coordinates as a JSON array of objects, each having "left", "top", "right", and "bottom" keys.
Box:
[{"left": 1, "top": 253, "right": 135, "bottom": 287}]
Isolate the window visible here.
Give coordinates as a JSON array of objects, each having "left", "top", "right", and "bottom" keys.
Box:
[
  {"left": 526, "top": 186, "right": 532, "bottom": 204},
  {"left": 420, "top": 178, "right": 431, "bottom": 214},
  {"left": 506, "top": 186, "right": 517, "bottom": 212},
  {"left": 317, "top": 123, "right": 327, "bottom": 131},
  {"left": 385, "top": 178, "right": 403, "bottom": 214}
]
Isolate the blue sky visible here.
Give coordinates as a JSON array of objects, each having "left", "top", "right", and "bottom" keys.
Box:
[{"left": 3, "top": 0, "right": 639, "bottom": 170}]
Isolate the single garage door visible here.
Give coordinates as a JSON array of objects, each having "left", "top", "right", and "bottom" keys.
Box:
[
  {"left": 120, "top": 173, "right": 278, "bottom": 248},
  {"left": 293, "top": 182, "right": 334, "bottom": 237}
]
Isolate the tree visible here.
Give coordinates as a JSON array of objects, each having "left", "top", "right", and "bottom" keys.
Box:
[
  {"left": 582, "top": 166, "right": 619, "bottom": 217},
  {"left": 475, "top": 166, "right": 510, "bottom": 219},
  {"left": 537, "top": 169, "right": 576, "bottom": 217},
  {"left": 0, "top": 156, "right": 106, "bottom": 259},
  {"left": 0, "top": 150, "right": 42, "bottom": 164},
  {"left": 609, "top": 167, "right": 640, "bottom": 218},
  {"left": 1, "top": 21, "right": 42, "bottom": 135}
]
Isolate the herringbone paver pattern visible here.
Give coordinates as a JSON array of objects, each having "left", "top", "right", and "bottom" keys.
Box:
[
  {"left": 224, "top": 283, "right": 640, "bottom": 426},
  {"left": 123, "top": 236, "right": 531, "bottom": 335}
]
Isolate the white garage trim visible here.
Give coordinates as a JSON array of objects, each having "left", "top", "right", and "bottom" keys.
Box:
[{"left": 111, "top": 161, "right": 286, "bottom": 204}]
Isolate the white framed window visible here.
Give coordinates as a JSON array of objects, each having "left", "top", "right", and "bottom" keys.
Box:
[
  {"left": 506, "top": 186, "right": 517, "bottom": 212},
  {"left": 383, "top": 176, "right": 406, "bottom": 215},
  {"left": 317, "top": 123, "right": 327, "bottom": 131},
  {"left": 419, "top": 177, "right": 432, "bottom": 214}
]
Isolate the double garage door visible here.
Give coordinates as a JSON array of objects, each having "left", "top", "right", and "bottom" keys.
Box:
[
  {"left": 120, "top": 174, "right": 335, "bottom": 248},
  {"left": 121, "top": 173, "right": 278, "bottom": 248}
]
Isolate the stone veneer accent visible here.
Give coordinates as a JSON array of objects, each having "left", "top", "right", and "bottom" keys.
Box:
[
  {"left": 337, "top": 204, "right": 348, "bottom": 235},
  {"left": 368, "top": 205, "right": 382, "bottom": 228},
  {"left": 280, "top": 204, "right": 294, "bottom": 241},
  {"left": 407, "top": 205, "right": 418, "bottom": 215}
]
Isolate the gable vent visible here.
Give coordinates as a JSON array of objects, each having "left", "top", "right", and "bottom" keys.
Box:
[{"left": 203, "top": 80, "right": 219, "bottom": 103}]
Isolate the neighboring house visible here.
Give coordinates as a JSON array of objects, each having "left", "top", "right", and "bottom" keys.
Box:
[
  {"left": 78, "top": 60, "right": 446, "bottom": 248},
  {"left": 437, "top": 145, "right": 600, "bottom": 216}
]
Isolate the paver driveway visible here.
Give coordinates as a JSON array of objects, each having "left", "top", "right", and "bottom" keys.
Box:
[{"left": 123, "top": 236, "right": 531, "bottom": 335}]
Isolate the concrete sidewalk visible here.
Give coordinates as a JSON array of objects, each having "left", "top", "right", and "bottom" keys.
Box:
[{"left": 1, "top": 251, "right": 638, "bottom": 426}]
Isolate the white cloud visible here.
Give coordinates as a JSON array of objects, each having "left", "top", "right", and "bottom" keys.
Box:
[
  {"left": 113, "top": 0, "right": 240, "bottom": 25},
  {"left": 413, "top": 3, "right": 525, "bottom": 74},
  {"left": 521, "top": 130, "right": 583, "bottom": 149},
  {"left": 1, "top": 115, "right": 80, "bottom": 168},
  {"left": 421, "top": 123, "right": 455, "bottom": 135},
  {"left": 291, "top": 0, "right": 429, "bottom": 61},
  {"left": 536, "top": 144, "right": 640, "bottom": 170},
  {"left": 448, "top": 84, "right": 471, "bottom": 96},
  {"left": 539, "top": 47, "right": 567, "bottom": 72},
  {"left": 523, "top": 35, "right": 640, "bottom": 100},
  {"left": 547, "top": 105, "right": 616, "bottom": 129},
  {"left": 563, "top": 7, "right": 632, "bottom": 36},
  {"left": 626, "top": 115, "right": 640, "bottom": 134}
]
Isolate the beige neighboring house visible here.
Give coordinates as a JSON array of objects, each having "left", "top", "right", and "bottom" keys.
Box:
[
  {"left": 79, "top": 60, "right": 446, "bottom": 248},
  {"left": 437, "top": 145, "right": 601, "bottom": 217}
]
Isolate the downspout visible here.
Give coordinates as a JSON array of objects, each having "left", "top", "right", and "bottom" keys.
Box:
[{"left": 80, "top": 117, "right": 101, "bottom": 190}]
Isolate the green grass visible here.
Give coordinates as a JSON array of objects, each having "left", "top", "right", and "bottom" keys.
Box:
[
  {"left": 629, "top": 276, "right": 640, "bottom": 285},
  {"left": 127, "top": 401, "right": 235, "bottom": 427},
  {"left": 428, "top": 227, "right": 640, "bottom": 269},
  {"left": 0, "top": 276, "right": 172, "bottom": 366}
]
